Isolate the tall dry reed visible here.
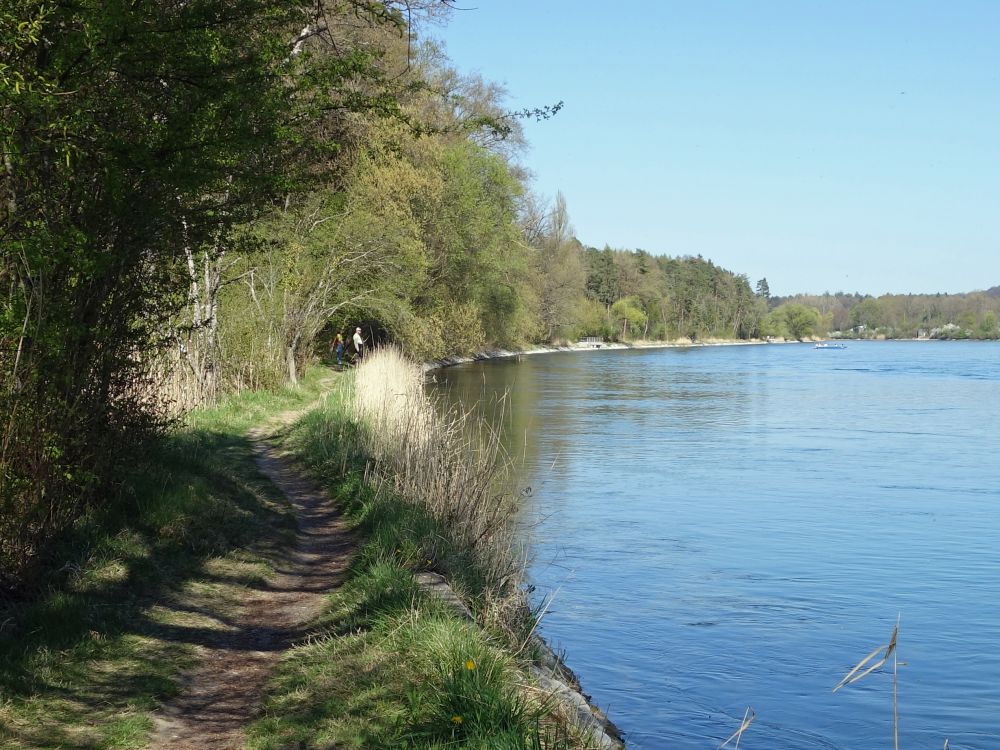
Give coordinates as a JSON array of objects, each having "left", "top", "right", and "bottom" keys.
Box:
[
  {"left": 834, "top": 617, "right": 902, "bottom": 750},
  {"left": 350, "top": 347, "right": 528, "bottom": 631}
]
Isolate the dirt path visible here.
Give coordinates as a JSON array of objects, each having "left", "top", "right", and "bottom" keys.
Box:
[{"left": 149, "top": 408, "right": 353, "bottom": 750}]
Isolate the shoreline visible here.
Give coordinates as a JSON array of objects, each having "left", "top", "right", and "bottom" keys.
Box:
[
  {"left": 421, "top": 336, "right": 798, "bottom": 744},
  {"left": 426, "top": 337, "right": 791, "bottom": 371},
  {"left": 425, "top": 336, "right": 990, "bottom": 372}
]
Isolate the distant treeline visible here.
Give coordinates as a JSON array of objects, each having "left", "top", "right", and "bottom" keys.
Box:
[
  {"left": 554, "top": 244, "right": 763, "bottom": 343},
  {"left": 770, "top": 289, "right": 1000, "bottom": 340}
]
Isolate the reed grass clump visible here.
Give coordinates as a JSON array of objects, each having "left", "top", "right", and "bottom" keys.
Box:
[{"left": 347, "top": 347, "right": 530, "bottom": 637}]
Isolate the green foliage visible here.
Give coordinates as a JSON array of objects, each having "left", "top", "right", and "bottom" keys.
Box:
[
  {"left": 440, "top": 302, "right": 489, "bottom": 357},
  {"left": 209, "top": 96, "right": 537, "bottom": 378},
  {"left": 756, "top": 277, "right": 771, "bottom": 300},
  {"left": 851, "top": 297, "right": 884, "bottom": 330},
  {"left": 2, "top": 0, "right": 291, "bottom": 585},
  {"left": 422, "top": 141, "right": 534, "bottom": 348},
  {"left": 0, "top": 0, "right": 470, "bottom": 585},
  {"left": 394, "top": 302, "right": 487, "bottom": 361},
  {"left": 765, "top": 303, "right": 823, "bottom": 340},
  {"left": 573, "top": 298, "right": 616, "bottom": 340},
  {"left": 580, "top": 250, "right": 761, "bottom": 342},
  {"left": 776, "top": 290, "right": 1000, "bottom": 339},
  {"left": 533, "top": 194, "right": 588, "bottom": 341},
  {"left": 610, "top": 296, "right": 648, "bottom": 339},
  {"left": 979, "top": 310, "right": 998, "bottom": 337},
  {"left": 584, "top": 248, "right": 623, "bottom": 308}
]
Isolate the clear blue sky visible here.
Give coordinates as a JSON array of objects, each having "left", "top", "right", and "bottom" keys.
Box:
[{"left": 432, "top": 1, "right": 1000, "bottom": 296}]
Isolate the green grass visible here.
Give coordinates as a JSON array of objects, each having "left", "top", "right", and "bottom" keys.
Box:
[
  {"left": 284, "top": 377, "right": 520, "bottom": 624},
  {"left": 246, "top": 520, "right": 564, "bottom": 750},
  {"left": 246, "top": 380, "right": 585, "bottom": 750},
  {"left": 0, "top": 367, "right": 334, "bottom": 750}
]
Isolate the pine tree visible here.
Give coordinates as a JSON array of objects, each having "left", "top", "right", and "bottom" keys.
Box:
[{"left": 756, "top": 277, "right": 771, "bottom": 300}]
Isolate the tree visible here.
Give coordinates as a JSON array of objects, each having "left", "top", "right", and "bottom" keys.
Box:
[
  {"left": 610, "top": 297, "right": 647, "bottom": 340},
  {"left": 0, "top": 0, "right": 454, "bottom": 586},
  {"left": 979, "top": 310, "right": 998, "bottom": 338},
  {"left": 1, "top": 0, "right": 323, "bottom": 583},
  {"left": 585, "top": 247, "right": 622, "bottom": 309},
  {"left": 850, "top": 297, "right": 884, "bottom": 331},
  {"left": 756, "top": 277, "right": 771, "bottom": 301},
  {"left": 767, "top": 303, "right": 822, "bottom": 340},
  {"left": 535, "top": 193, "right": 586, "bottom": 341},
  {"left": 416, "top": 140, "right": 532, "bottom": 348}
]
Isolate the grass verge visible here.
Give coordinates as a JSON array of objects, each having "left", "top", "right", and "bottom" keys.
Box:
[
  {"left": 0, "top": 367, "right": 332, "bottom": 750},
  {"left": 246, "top": 351, "right": 595, "bottom": 749}
]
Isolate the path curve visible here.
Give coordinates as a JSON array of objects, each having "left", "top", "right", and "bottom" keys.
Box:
[{"left": 149, "top": 408, "right": 352, "bottom": 750}]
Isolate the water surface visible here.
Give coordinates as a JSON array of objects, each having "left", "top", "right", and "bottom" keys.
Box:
[{"left": 433, "top": 341, "right": 1000, "bottom": 749}]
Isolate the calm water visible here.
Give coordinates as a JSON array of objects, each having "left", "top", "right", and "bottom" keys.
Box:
[{"left": 432, "top": 341, "right": 1000, "bottom": 750}]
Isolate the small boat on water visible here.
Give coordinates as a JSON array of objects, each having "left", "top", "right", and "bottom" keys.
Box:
[{"left": 814, "top": 342, "right": 847, "bottom": 349}]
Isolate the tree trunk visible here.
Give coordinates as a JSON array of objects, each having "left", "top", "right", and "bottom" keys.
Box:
[
  {"left": 179, "top": 239, "right": 225, "bottom": 405},
  {"left": 2, "top": 150, "right": 16, "bottom": 225},
  {"left": 286, "top": 336, "right": 299, "bottom": 385}
]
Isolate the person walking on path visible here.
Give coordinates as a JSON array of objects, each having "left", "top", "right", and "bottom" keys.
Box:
[
  {"left": 352, "top": 327, "right": 365, "bottom": 363},
  {"left": 331, "top": 333, "right": 344, "bottom": 367}
]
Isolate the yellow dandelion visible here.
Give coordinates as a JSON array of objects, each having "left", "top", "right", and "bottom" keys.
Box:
[
  {"left": 464, "top": 659, "right": 477, "bottom": 671},
  {"left": 451, "top": 715, "right": 463, "bottom": 725}
]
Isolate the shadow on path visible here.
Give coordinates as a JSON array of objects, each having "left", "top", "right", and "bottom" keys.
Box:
[{"left": 149, "top": 412, "right": 353, "bottom": 750}]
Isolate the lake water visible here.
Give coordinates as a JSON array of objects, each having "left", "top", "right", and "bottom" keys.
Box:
[{"left": 431, "top": 341, "right": 1000, "bottom": 750}]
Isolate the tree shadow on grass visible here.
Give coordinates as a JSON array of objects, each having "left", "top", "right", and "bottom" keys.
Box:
[
  {"left": 249, "top": 632, "right": 408, "bottom": 749},
  {"left": 0, "top": 426, "right": 298, "bottom": 749}
]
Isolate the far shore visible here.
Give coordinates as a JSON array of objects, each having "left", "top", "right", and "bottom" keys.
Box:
[
  {"left": 427, "top": 336, "right": 797, "bottom": 371},
  {"left": 425, "top": 335, "right": 985, "bottom": 371}
]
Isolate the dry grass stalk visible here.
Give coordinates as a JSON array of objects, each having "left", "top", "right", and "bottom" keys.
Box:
[
  {"left": 833, "top": 616, "right": 901, "bottom": 750},
  {"left": 718, "top": 706, "right": 755, "bottom": 750}
]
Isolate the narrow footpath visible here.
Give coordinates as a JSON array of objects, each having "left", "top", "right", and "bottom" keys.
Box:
[{"left": 149, "top": 408, "right": 353, "bottom": 750}]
